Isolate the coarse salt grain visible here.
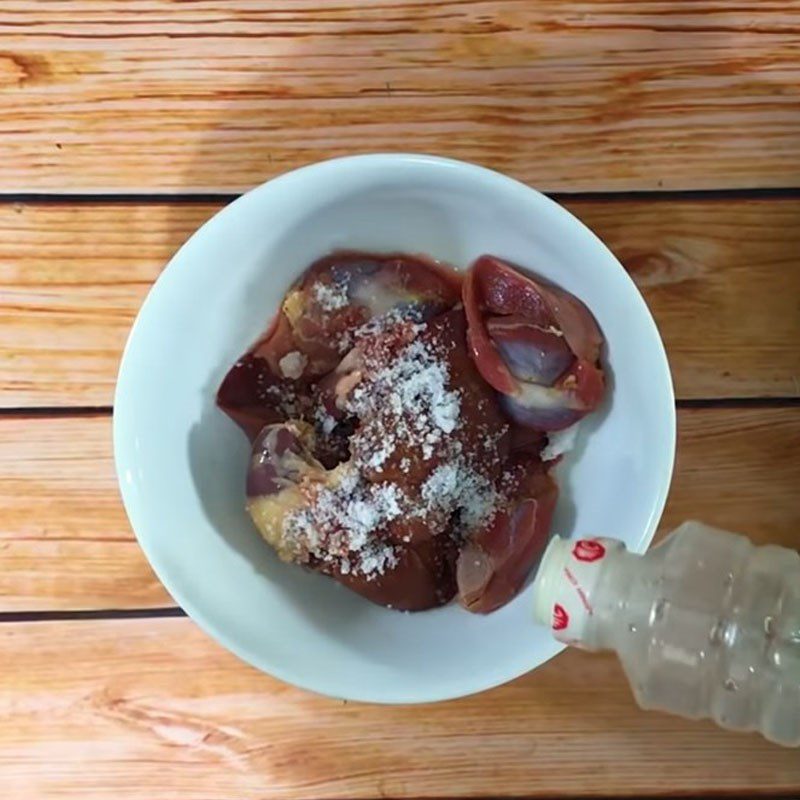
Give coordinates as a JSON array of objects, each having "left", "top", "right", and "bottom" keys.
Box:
[
  {"left": 282, "top": 467, "right": 405, "bottom": 578},
  {"left": 348, "top": 336, "right": 462, "bottom": 469},
  {"left": 365, "top": 440, "right": 394, "bottom": 470},
  {"left": 421, "top": 459, "right": 498, "bottom": 531},
  {"left": 258, "top": 378, "right": 305, "bottom": 419},
  {"left": 314, "top": 405, "right": 338, "bottom": 436},
  {"left": 353, "top": 306, "right": 426, "bottom": 339},
  {"left": 313, "top": 280, "right": 349, "bottom": 312}
]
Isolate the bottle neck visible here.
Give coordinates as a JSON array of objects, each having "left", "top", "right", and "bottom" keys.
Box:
[{"left": 533, "top": 535, "right": 633, "bottom": 650}]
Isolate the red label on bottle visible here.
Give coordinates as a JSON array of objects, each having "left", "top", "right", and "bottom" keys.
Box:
[
  {"left": 573, "top": 539, "right": 606, "bottom": 562},
  {"left": 553, "top": 603, "right": 569, "bottom": 630}
]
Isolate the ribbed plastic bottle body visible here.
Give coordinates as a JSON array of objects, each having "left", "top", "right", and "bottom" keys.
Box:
[{"left": 534, "top": 522, "right": 800, "bottom": 746}]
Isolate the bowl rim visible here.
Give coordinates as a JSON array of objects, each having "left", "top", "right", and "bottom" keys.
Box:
[{"left": 113, "top": 152, "right": 676, "bottom": 703}]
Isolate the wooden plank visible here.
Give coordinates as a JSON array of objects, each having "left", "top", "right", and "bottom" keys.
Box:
[
  {"left": 563, "top": 196, "right": 800, "bottom": 401},
  {"left": 2, "top": 197, "right": 799, "bottom": 407},
  {"left": 0, "top": 202, "right": 214, "bottom": 408},
  {"left": 658, "top": 406, "right": 800, "bottom": 549},
  {"left": 1, "top": 1, "right": 799, "bottom": 193},
  {"left": 1, "top": 407, "right": 798, "bottom": 611},
  {"left": 2, "top": 617, "right": 800, "bottom": 799},
  {"left": 0, "top": 413, "right": 170, "bottom": 609}
]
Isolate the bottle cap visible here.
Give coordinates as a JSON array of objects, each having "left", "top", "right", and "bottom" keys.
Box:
[{"left": 532, "top": 535, "right": 624, "bottom": 643}]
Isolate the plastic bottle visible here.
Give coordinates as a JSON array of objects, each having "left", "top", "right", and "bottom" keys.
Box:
[{"left": 532, "top": 521, "right": 800, "bottom": 747}]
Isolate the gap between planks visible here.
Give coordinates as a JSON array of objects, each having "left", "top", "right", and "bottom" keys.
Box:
[
  {"left": 0, "top": 607, "right": 186, "bottom": 623},
  {"left": 0, "top": 187, "right": 800, "bottom": 206},
  {"left": 3, "top": 397, "right": 800, "bottom": 419}
]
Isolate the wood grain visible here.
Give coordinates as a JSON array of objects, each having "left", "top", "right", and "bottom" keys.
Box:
[
  {"left": 1, "top": 406, "right": 798, "bottom": 611},
  {"left": 1, "top": 1, "right": 799, "bottom": 192},
  {"left": 0, "top": 202, "right": 212, "bottom": 408},
  {"left": 2, "top": 197, "right": 799, "bottom": 408},
  {"left": 0, "top": 412, "right": 168, "bottom": 609},
  {"left": 565, "top": 196, "right": 800, "bottom": 400},
  {"left": 2, "top": 617, "right": 800, "bottom": 800}
]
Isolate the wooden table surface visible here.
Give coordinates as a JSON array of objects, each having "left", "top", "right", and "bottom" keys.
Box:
[{"left": 2, "top": 2, "right": 800, "bottom": 798}]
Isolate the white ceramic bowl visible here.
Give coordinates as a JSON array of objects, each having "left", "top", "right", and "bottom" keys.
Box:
[{"left": 114, "top": 154, "right": 675, "bottom": 703}]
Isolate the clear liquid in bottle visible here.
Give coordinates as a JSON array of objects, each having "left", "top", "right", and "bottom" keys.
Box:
[{"left": 532, "top": 521, "right": 800, "bottom": 746}]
